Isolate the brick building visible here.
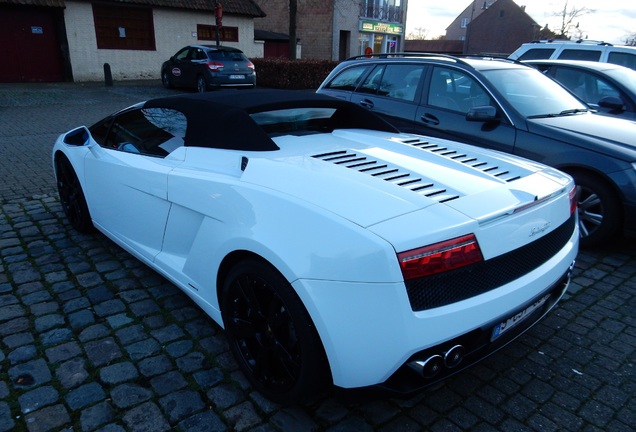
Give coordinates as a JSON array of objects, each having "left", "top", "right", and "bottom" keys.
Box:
[{"left": 252, "top": 0, "right": 409, "bottom": 61}]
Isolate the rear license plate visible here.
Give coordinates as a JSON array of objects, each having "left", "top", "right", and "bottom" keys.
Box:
[
  {"left": 491, "top": 293, "right": 550, "bottom": 341},
  {"left": 229, "top": 75, "right": 245, "bottom": 79}
]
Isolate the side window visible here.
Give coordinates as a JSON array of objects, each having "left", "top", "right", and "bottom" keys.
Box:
[
  {"left": 517, "top": 48, "right": 555, "bottom": 60},
  {"left": 174, "top": 48, "right": 190, "bottom": 61},
  {"left": 427, "top": 67, "right": 491, "bottom": 113},
  {"left": 104, "top": 108, "right": 187, "bottom": 157},
  {"left": 358, "top": 66, "right": 385, "bottom": 95},
  {"left": 195, "top": 49, "right": 207, "bottom": 60},
  {"left": 324, "top": 65, "right": 372, "bottom": 91},
  {"left": 608, "top": 52, "right": 636, "bottom": 70},
  {"left": 558, "top": 49, "right": 601, "bottom": 61},
  {"left": 378, "top": 65, "right": 423, "bottom": 102}
]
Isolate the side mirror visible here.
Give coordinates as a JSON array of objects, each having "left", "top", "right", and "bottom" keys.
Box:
[
  {"left": 466, "top": 105, "right": 498, "bottom": 122},
  {"left": 598, "top": 96, "right": 625, "bottom": 112}
]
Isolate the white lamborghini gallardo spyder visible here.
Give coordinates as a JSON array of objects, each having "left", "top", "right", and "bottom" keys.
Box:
[{"left": 53, "top": 90, "right": 578, "bottom": 404}]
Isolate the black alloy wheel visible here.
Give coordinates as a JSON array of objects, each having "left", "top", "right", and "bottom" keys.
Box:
[
  {"left": 221, "top": 258, "right": 330, "bottom": 404},
  {"left": 573, "top": 171, "right": 621, "bottom": 248},
  {"left": 55, "top": 154, "right": 93, "bottom": 233}
]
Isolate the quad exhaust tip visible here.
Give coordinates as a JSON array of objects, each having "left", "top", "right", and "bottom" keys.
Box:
[{"left": 408, "top": 345, "right": 465, "bottom": 379}]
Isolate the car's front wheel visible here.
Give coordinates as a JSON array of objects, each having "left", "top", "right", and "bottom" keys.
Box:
[
  {"left": 220, "top": 258, "right": 331, "bottom": 404},
  {"left": 572, "top": 171, "right": 621, "bottom": 248},
  {"left": 196, "top": 75, "right": 207, "bottom": 93},
  {"left": 55, "top": 154, "right": 93, "bottom": 233}
]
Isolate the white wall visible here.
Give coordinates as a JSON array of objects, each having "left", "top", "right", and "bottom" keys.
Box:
[{"left": 64, "top": 1, "right": 264, "bottom": 81}]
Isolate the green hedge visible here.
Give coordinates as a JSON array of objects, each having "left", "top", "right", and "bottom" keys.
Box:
[{"left": 252, "top": 58, "right": 339, "bottom": 90}]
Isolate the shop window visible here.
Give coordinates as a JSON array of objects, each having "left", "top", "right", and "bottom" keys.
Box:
[
  {"left": 197, "top": 25, "right": 239, "bottom": 42},
  {"left": 92, "top": 4, "right": 155, "bottom": 50}
]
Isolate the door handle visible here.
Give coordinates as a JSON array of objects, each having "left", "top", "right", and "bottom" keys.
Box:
[
  {"left": 420, "top": 113, "right": 440, "bottom": 125},
  {"left": 359, "top": 99, "right": 374, "bottom": 109}
]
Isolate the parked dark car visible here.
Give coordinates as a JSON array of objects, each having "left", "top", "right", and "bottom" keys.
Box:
[
  {"left": 524, "top": 60, "right": 636, "bottom": 121},
  {"left": 161, "top": 45, "right": 256, "bottom": 92},
  {"left": 317, "top": 54, "right": 636, "bottom": 247}
]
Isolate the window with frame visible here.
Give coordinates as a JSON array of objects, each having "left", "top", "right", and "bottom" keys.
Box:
[
  {"left": 197, "top": 25, "right": 239, "bottom": 42},
  {"left": 102, "top": 108, "right": 187, "bottom": 157},
  {"left": 92, "top": 4, "right": 155, "bottom": 50},
  {"left": 461, "top": 18, "right": 469, "bottom": 28}
]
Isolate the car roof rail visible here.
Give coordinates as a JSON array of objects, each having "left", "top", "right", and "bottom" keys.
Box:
[
  {"left": 459, "top": 54, "right": 525, "bottom": 66},
  {"left": 345, "top": 52, "right": 473, "bottom": 67},
  {"left": 528, "top": 39, "right": 614, "bottom": 46}
]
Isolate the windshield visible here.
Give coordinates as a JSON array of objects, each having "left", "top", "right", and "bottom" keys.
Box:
[{"left": 481, "top": 67, "right": 588, "bottom": 118}]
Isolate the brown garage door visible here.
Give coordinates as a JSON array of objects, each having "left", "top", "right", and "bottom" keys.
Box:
[{"left": 0, "top": 7, "right": 64, "bottom": 82}]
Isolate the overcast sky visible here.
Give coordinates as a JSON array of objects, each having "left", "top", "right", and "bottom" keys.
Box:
[{"left": 405, "top": 0, "right": 635, "bottom": 45}]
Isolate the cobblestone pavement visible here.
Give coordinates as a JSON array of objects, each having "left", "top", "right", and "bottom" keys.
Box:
[{"left": 0, "top": 81, "right": 634, "bottom": 432}]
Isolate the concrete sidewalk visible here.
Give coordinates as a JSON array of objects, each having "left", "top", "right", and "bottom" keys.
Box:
[{"left": 0, "top": 81, "right": 634, "bottom": 432}]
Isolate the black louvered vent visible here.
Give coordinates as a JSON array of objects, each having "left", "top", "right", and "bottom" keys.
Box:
[
  {"left": 312, "top": 150, "right": 460, "bottom": 203},
  {"left": 402, "top": 138, "right": 523, "bottom": 182}
]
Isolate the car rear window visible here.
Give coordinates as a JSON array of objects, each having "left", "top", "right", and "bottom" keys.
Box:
[
  {"left": 208, "top": 51, "right": 247, "bottom": 61},
  {"left": 517, "top": 48, "right": 555, "bottom": 60},
  {"left": 250, "top": 108, "right": 338, "bottom": 137}
]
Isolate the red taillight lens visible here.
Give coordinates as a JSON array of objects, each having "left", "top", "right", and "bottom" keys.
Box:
[
  {"left": 206, "top": 62, "right": 224, "bottom": 72},
  {"left": 246, "top": 61, "right": 255, "bottom": 72},
  {"left": 398, "top": 234, "right": 484, "bottom": 280},
  {"left": 569, "top": 185, "right": 577, "bottom": 215}
]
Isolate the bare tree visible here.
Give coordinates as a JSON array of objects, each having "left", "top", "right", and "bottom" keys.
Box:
[
  {"left": 625, "top": 33, "right": 636, "bottom": 46},
  {"left": 406, "top": 27, "right": 429, "bottom": 40},
  {"left": 550, "top": 0, "right": 594, "bottom": 39}
]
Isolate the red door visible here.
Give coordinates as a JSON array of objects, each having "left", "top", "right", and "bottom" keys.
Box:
[{"left": 0, "top": 7, "right": 64, "bottom": 82}]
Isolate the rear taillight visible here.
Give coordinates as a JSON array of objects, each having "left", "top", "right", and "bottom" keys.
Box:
[
  {"left": 398, "top": 234, "right": 484, "bottom": 280},
  {"left": 569, "top": 185, "right": 577, "bottom": 215},
  {"left": 246, "top": 61, "right": 255, "bottom": 72},
  {"left": 206, "top": 62, "right": 224, "bottom": 72}
]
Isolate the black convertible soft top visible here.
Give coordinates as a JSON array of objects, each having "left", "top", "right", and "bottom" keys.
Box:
[{"left": 143, "top": 89, "right": 399, "bottom": 151}]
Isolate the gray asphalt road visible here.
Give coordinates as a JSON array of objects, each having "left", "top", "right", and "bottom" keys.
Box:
[{"left": 0, "top": 81, "right": 634, "bottom": 432}]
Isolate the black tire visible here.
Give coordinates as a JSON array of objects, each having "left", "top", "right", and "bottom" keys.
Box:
[
  {"left": 196, "top": 75, "right": 207, "bottom": 93},
  {"left": 572, "top": 171, "right": 621, "bottom": 248},
  {"left": 161, "top": 70, "right": 173, "bottom": 89},
  {"left": 55, "top": 154, "right": 93, "bottom": 233},
  {"left": 221, "top": 258, "right": 331, "bottom": 404}
]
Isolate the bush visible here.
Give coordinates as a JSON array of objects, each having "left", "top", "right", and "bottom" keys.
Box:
[{"left": 252, "top": 58, "right": 339, "bottom": 90}]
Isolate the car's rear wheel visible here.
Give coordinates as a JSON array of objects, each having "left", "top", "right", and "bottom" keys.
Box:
[
  {"left": 196, "top": 75, "right": 207, "bottom": 93},
  {"left": 55, "top": 154, "right": 93, "bottom": 233},
  {"left": 572, "top": 171, "right": 621, "bottom": 248},
  {"left": 161, "top": 70, "right": 173, "bottom": 89},
  {"left": 220, "top": 258, "right": 330, "bottom": 404}
]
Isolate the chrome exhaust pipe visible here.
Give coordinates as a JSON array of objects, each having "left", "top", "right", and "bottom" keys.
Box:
[
  {"left": 408, "top": 355, "right": 444, "bottom": 379},
  {"left": 444, "top": 345, "right": 465, "bottom": 368}
]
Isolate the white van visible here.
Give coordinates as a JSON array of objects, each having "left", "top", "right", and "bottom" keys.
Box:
[{"left": 509, "top": 40, "right": 636, "bottom": 70}]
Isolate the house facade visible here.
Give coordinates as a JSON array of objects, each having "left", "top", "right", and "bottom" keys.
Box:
[
  {"left": 464, "top": 0, "right": 540, "bottom": 55},
  {"left": 445, "top": 0, "right": 496, "bottom": 41},
  {"left": 252, "top": 0, "right": 409, "bottom": 61},
  {"left": 0, "top": 0, "right": 265, "bottom": 82}
]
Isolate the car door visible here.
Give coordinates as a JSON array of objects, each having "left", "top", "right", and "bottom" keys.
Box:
[
  {"left": 413, "top": 66, "right": 517, "bottom": 153},
  {"left": 84, "top": 107, "right": 187, "bottom": 261},
  {"left": 166, "top": 47, "right": 194, "bottom": 87},
  {"left": 348, "top": 63, "right": 426, "bottom": 131}
]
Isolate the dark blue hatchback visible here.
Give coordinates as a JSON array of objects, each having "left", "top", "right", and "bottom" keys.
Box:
[{"left": 161, "top": 45, "right": 256, "bottom": 92}]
